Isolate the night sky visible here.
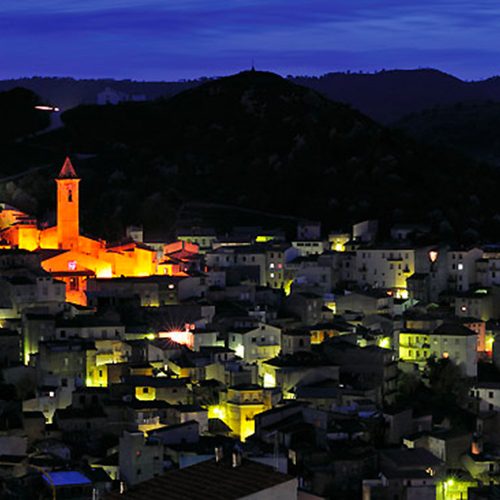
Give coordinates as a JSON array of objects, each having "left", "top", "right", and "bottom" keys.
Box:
[{"left": 2, "top": 0, "right": 500, "bottom": 81}]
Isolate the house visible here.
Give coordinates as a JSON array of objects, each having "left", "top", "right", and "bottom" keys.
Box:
[
  {"left": 97, "top": 87, "right": 146, "bottom": 105},
  {"left": 284, "top": 292, "right": 323, "bottom": 325},
  {"left": 335, "top": 290, "right": 393, "bottom": 316},
  {"left": 0, "top": 328, "right": 21, "bottom": 367},
  {"left": 119, "top": 431, "right": 164, "bottom": 487},
  {"left": 447, "top": 247, "right": 483, "bottom": 292},
  {"left": 54, "top": 315, "right": 125, "bottom": 341},
  {"left": 36, "top": 338, "right": 97, "bottom": 388},
  {"left": 219, "top": 384, "right": 271, "bottom": 441},
  {"left": 122, "top": 375, "right": 191, "bottom": 404},
  {"left": 377, "top": 448, "right": 443, "bottom": 500},
  {"left": 350, "top": 245, "right": 433, "bottom": 298},
  {"left": 260, "top": 353, "right": 339, "bottom": 395},
  {"left": 227, "top": 322, "right": 281, "bottom": 363},
  {"left": 281, "top": 329, "right": 311, "bottom": 355},
  {"left": 399, "top": 323, "right": 478, "bottom": 377}
]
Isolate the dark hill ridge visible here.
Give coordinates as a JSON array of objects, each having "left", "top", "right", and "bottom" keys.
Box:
[
  {"left": 8, "top": 68, "right": 500, "bottom": 123},
  {"left": 4, "top": 71, "right": 500, "bottom": 243},
  {"left": 0, "top": 77, "right": 201, "bottom": 112},
  {"left": 291, "top": 69, "right": 491, "bottom": 123}
]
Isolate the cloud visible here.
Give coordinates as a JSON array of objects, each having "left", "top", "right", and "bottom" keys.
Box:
[{"left": 2, "top": 0, "right": 500, "bottom": 79}]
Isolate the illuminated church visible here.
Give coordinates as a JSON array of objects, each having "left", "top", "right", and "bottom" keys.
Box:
[{"left": 0, "top": 158, "right": 173, "bottom": 305}]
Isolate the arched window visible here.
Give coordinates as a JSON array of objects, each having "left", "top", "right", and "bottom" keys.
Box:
[{"left": 68, "top": 189, "right": 73, "bottom": 202}]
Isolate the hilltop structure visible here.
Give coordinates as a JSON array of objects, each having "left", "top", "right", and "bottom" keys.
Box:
[{"left": 0, "top": 158, "right": 184, "bottom": 304}]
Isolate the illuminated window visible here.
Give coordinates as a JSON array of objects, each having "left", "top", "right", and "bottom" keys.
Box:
[{"left": 458, "top": 263, "right": 464, "bottom": 271}]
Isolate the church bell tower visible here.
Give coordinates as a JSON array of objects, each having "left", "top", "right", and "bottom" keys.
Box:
[{"left": 56, "top": 157, "right": 80, "bottom": 250}]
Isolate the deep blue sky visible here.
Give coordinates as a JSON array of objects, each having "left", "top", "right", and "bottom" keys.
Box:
[{"left": 2, "top": 0, "right": 500, "bottom": 81}]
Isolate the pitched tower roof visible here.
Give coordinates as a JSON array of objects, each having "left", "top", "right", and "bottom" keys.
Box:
[{"left": 58, "top": 157, "right": 79, "bottom": 179}]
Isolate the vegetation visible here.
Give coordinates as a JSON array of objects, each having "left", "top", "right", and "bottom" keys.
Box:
[
  {"left": 394, "top": 101, "right": 500, "bottom": 166},
  {"left": 2, "top": 71, "right": 500, "bottom": 242}
]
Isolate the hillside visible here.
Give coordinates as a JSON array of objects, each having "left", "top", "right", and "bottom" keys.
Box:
[
  {"left": 0, "top": 77, "right": 201, "bottom": 111},
  {"left": 394, "top": 101, "right": 500, "bottom": 166},
  {"left": 3, "top": 71, "right": 500, "bottom": 243},
  {"left": 292, "top": 69, "right": 495, "bottom": 123},
  {"left": 7, "top": 69, "right": 500, "bottom": 123}
]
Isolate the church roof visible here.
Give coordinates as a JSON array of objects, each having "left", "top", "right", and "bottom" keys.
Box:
[{"left": 58, "top": 157, "right": 79, "bottom": 179}]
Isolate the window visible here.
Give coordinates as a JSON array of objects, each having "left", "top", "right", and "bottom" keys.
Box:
[
  {"left": 69, "top": 277, "right": 79, "bottom": 291},
  {"left": 458, "top": 263, "right": 464, "bottom": 271},
  {"left": 489, "top": 391, "right": 494, "bottom": 399},
  {"left": 143, "top": 387, "right": 149, "bottom": 393}
]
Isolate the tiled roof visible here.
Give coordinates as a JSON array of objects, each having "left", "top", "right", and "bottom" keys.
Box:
[{"left": 107, "top": 458, "right": 295, "bottom": 500}]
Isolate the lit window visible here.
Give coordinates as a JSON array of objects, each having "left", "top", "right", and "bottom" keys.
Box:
[
  {"left": 269, "top": 263, "right": 275, "bottom": 269},
  {"left": 458, "top": 263, "right": 464, "bottom": 271},
  {"left": 270, "top": 272, "right": 275, "bottom": 278}
]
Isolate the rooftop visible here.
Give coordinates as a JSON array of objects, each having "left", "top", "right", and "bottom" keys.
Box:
[
  {"left": 108, "top": 458, "right": 295, "bottom": 500},
  {"left": 43, "top": 471, "right": 91, "bottom": 487},
  {"left": 57, "top": 157, "right": 79, "bottom": 179}
]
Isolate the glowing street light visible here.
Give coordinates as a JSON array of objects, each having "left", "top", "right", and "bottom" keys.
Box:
[{"left": 34, "top": 105, "right": 60, "bottom": 112}]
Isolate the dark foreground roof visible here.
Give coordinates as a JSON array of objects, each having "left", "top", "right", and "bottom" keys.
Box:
[{"left": 107, "top": 458, "right": 295, "bottom": 500}]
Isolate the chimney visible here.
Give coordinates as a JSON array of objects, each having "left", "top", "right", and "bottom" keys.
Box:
[
  {"left": 232, "top": 445, "right": 242, "bottom": 468},
  {"left": 215, "top": 446, "right": 224, "bottom": 463},
  {"left": 471, "top": 433, "right": 482, "bottom": 456}
]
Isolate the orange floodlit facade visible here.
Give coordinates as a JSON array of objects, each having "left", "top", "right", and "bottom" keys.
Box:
[{"left": 0, "top": 157, "right": 183, "bottom": 305}]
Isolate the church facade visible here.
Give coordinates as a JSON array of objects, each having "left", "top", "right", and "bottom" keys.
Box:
[{"left": 0, "top": 158, "right": 171, "bottom": 305}]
